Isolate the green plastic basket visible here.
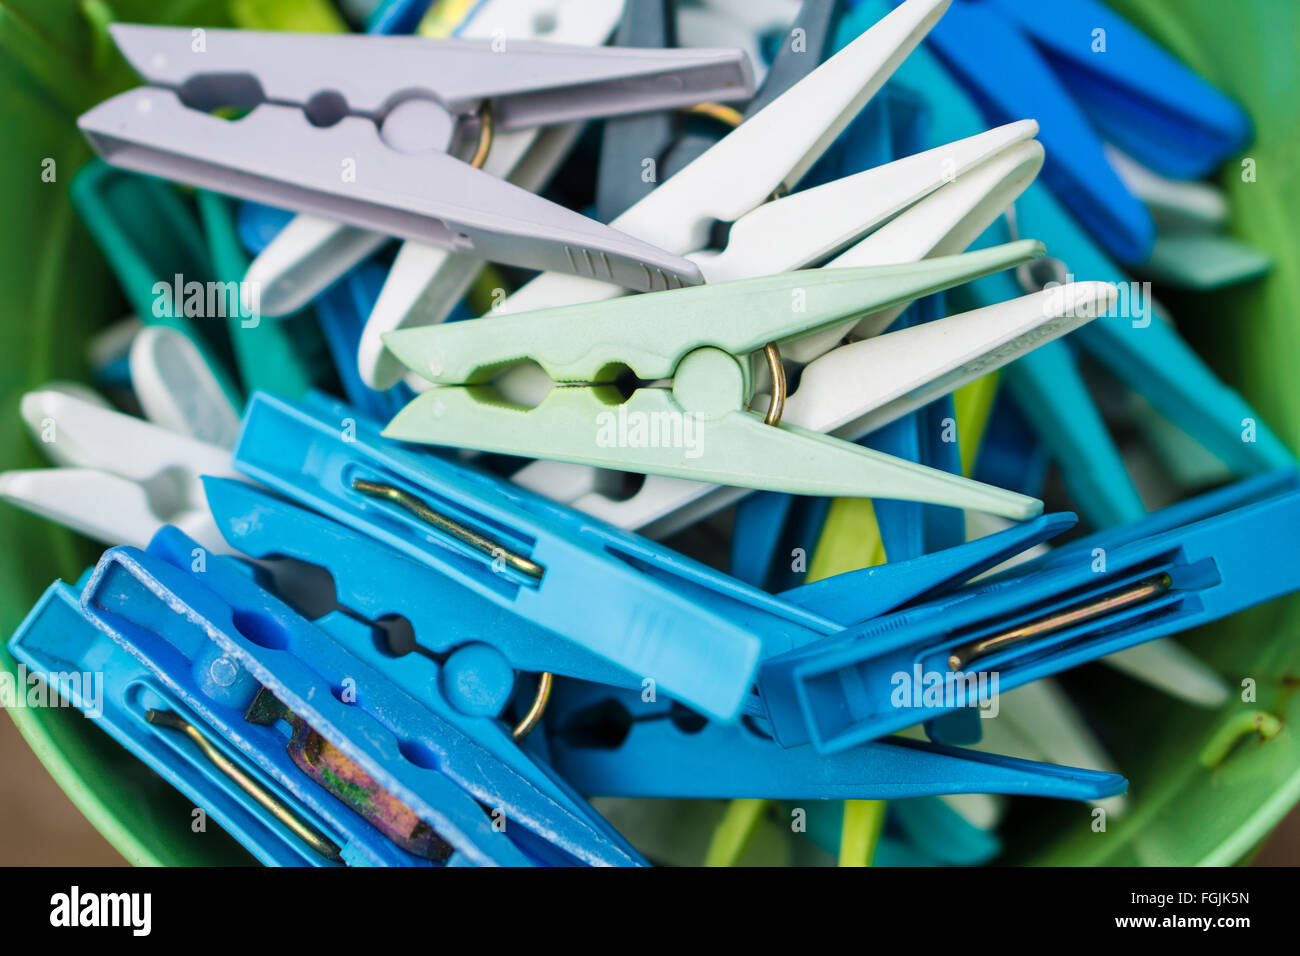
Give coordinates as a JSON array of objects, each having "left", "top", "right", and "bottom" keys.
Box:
[{"left": 2, "top": 0, "right": 1297, "bottom": 866}]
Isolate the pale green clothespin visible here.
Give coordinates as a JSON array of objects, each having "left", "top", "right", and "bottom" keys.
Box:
[{"left": 384, "top": 242, "right": 1047, "bottom": 520}]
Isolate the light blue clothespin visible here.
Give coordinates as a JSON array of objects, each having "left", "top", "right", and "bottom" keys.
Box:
[
  {"left": 543, "top": 679, "right": 1126, "bottom": 801},
  {"left": 81, "top": 528, "right": 647, "bottom": 866},
  {"left": 758, "top": 472, "right": 1300, "bottom": 753}
]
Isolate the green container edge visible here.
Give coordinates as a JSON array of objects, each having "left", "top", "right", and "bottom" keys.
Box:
[{"left": 1, "top": 0, "right": 1298, "bottom": 866}]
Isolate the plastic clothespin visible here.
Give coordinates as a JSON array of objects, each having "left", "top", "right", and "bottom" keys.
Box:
[
  {"left": 78, "top": 532, "right": 645, "bottom": 866},
  {"left": 69, "top": 161, "right": 242, "bottom": 407},
  {"left": 542, "top": 679, "right": 1127, "bottom": 801},
  {"left": 899, "top": 0, "right": 1250, "bottom": 264},
  {"left": 597, "top": 0, "right": 842, "bottom": 223},
  {"left": 495, "top": 0, "right": 953, "bottom": 317},
  {"left": 384, "top": 248, "right": 1049, "bottom": 517},
  {"left": 202, "top": 475, "right": 639, "bottom": 692},
  {"left": 196, "top": 189, "right": 331, "bottom": 399},
  {"left": 233, "top": 391, "right": 799, "bottom": 721},
  {"left": 128, "top": 325, "right": 242, "bottom": 447},
  {"left": 507, "top": 276, "right": 1117, "bottom": 539},
  {"left": 0, "top": 389, "right": 239, "bottom": 551},
  {"left": 506, "top": 115, "right": 1045, "bottom": 527},
  {"left": 78, "top": 24, "right": 756, "bottom": 294},
  {"left": 8, "top": 582, "right": 329, "bottom": 865},
  {"left": 758, "top": 471, "right": 1300, "bottom": 753}
]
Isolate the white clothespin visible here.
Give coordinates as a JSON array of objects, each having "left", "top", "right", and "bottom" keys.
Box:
[
  {"left": 1, "top": 390, "right": 238, "bottom": 552},
  {"left": 495, "top": 0, "right": 954, "bottom": 319},
  {"left": 129, "top": 325, "right": 243, "bottom": 446}
]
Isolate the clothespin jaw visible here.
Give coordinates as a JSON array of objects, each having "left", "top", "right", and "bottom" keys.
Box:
[
  {"left": 384, "top": 244, "right": 1049, "bottom": 518},
  {"left": 757, "top": 473, "right": 1300, "bottom": 753},
  {"left": 81, "top": 532, "right": 646, "bottom": 866},
  {"left": 543, "top": 681, "right": 1127, "bottom": 802},
  {"left": 78, "top": 25, "right": 760, "bottom": 293}
]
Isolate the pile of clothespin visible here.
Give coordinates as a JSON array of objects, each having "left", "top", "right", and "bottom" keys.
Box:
[{"left": 4, "top": 0, "right": 1297, "bottom": 867}]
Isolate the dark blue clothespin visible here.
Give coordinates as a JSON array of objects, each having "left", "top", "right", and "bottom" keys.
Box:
[{"left": 893, "top": 0, "right": 1250, "bottom": 263}]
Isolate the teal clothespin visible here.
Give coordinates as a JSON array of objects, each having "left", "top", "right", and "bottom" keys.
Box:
[
  {"left": 70, "top": 161, "right": 242, "bottom": 408},
  {"left": 196, "top": 190, "right": 330, "bottom": 399},
  {"left": 384, "top": 243, "right": 1046, "bottom": 519}
]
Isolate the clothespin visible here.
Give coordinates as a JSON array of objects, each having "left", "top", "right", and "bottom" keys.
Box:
[
  {"left": 69, "top": 161, "right": 242, "bottom": 407},
  {"left": 75, "top": 532, "right": 645, "bottom": 866},
  {"left": 494, "top": 0, "right": 953, "bottom": 318},
  {"left": 202, "top": 475, "right": 640, "bottom": 692},
  {"left": 542, "top": 679, "right": 1126, "bottom": 801},
  {"left": 8, "top": 582, "right": 329, "bottom": 866},
  {"left": 897, "top": 0, "right": 1251, "bottom": 264},
  {"left": 384, "top": 248, "right": 1057, "bottom": 517},
  {"left": 506, "top": 274, "right": 1117, "bottom": 538},
  {"left": 0, "top": 389, "right": 239, "bottom": 551},
  {"left": 128, "top": 325, "right": 242, "bottom": 447},
  {"left": 232, "top": 391, "right": 782, "bottom": 721},
  {"left": 78, "top": 24, "right": 756, "bottom": 293},
  {"left": 596, "top": 0, "right": 842, "bottom": 223},
  {"left": 757, "top": 471, "right": 1300, "bottom": 753},
  {"left": 196, "top": 189, "right": 331, "bottom": 399}
]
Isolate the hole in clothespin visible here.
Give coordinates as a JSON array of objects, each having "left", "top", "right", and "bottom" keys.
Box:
[
  {"left": 371, "top": 614, "right": 417, "bottom": 658},
  {"left": 230, "top": 608, "right": 293, "bottom": 651},
  {"left": 397, "top": 737, "right": 441, "bottom": 771},
  {"left": 304, "top": 90, "right": 349, "bottom": 128},
  {"left": 554, "top": 698, "right": 633, "bottom": 750},
  {"left": 176, "top": 72, "right": 264, "bottom": 116},
  {"left": 668, "top": 702, "right": 707, "bottom": 734}
]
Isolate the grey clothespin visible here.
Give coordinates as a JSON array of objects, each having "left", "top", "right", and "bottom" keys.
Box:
[{"left": 78, "top": 25, "right": 756, "bottom": 293}]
